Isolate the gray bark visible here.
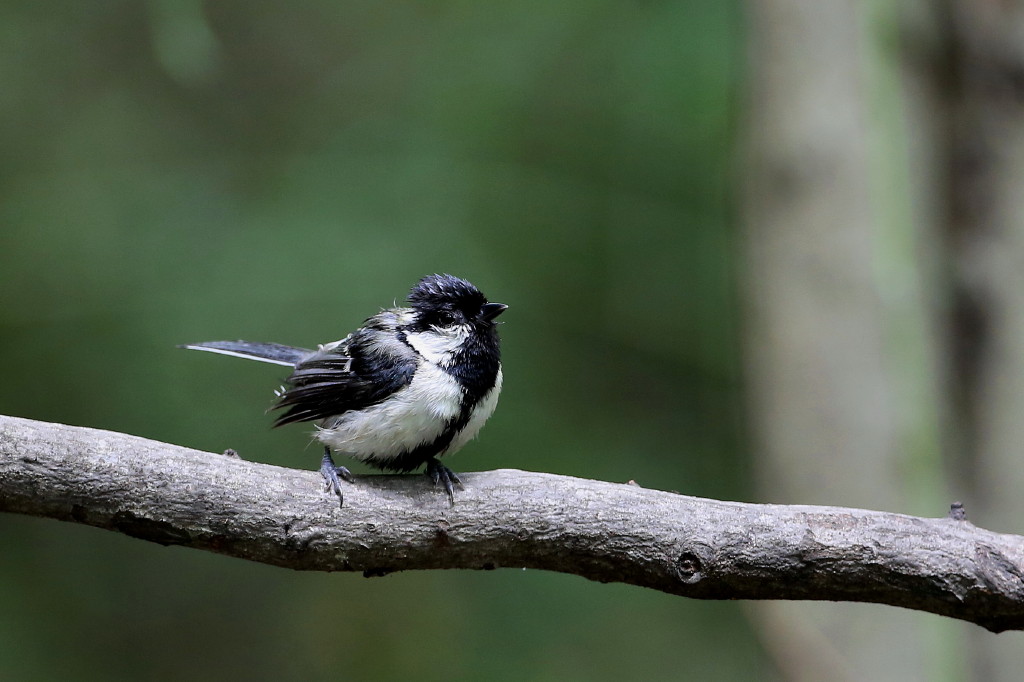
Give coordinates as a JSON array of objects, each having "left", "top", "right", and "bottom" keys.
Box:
[{"left": 1, "top": 415, "right": 1023, "bottom": 632}]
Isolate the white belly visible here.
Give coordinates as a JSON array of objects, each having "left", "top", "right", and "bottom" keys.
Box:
[{"left": 315, "top": 362, "right": 462, "bottom": 461}]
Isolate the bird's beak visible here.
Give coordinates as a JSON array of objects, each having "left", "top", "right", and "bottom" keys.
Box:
[{"left": 480, "top": 302, "right": 508, "bottom": 322}]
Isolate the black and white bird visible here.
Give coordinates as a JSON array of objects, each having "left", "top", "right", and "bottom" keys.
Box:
[{"left": 181, "top": 274, "right": 507, "bottom": 507}]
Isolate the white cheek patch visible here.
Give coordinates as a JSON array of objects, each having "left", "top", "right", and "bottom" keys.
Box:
[
  {"left": 315, "top": 361, "right": 463, "bottom": 461},
  {"left": 404, "top": 325, "right": 470, "bottom": 366}
]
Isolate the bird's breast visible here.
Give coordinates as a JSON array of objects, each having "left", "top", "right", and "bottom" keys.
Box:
[
  {"left": 446, "top": 366, "right": 503, "bottom": 454},
  {"left": 315, "top": 361, "right": 462, "bottom": 460}
]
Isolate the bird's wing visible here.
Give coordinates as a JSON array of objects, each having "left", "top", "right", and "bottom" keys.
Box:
[{"left": 271, "top": 310, "right": 419, "bottom": 426}]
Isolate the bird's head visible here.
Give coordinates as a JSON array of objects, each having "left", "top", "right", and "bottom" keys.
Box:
[{"left": 408, "top": 274, "right": 507, "bottom": 331}]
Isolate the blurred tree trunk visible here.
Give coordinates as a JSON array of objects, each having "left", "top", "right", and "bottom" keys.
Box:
[
  {"left": 939, "top": 2, "right": 1024, "bottom": 680},
  {"left": 744, "top": 0, "right": 1024, "bottom": 679},
  {"left": 742, "top": 0, "right": 955, "bottom": 679}
]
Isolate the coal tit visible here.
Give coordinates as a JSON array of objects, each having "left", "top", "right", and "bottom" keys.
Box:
[{"left": 181, "top": 274, "right": 507, "bottom": 507}]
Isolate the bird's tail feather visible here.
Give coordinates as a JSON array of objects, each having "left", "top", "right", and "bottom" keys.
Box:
[{"left": 178, "top": 340, "right": 310, "bottom": 367}]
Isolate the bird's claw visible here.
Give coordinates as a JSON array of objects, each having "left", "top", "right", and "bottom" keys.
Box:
[
  {"left": 320, "top": 448, "right": 353, "bottom": 508},
  {"left": 426, "top": 458, "right": 463, "bottom": 506}
]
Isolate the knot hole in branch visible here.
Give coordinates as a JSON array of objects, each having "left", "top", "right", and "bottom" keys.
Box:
[{"left": 675, "top": 551, "right": 704, "bottom": 584}]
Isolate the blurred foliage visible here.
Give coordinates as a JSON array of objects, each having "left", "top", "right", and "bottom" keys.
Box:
[{"left": 0, "top": 1, "right": 761, "bottom": 680}]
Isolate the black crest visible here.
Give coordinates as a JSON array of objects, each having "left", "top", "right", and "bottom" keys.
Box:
[{"left": 408, "top": 274, "right": 487, "bottom": 313}]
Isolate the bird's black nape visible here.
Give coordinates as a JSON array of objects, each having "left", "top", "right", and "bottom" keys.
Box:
[{"left": 408, "top": 274, "right": 488, "bottom": 311}]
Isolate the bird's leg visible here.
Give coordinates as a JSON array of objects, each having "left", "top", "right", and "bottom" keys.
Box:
[
  {"left": 319, "top": 447, "right": 354, "bottom": 508},
  {"left": 425, "top": 458, "right": 463, "bottom": 506}
]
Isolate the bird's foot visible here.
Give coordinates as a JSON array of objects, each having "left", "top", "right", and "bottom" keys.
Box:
[
  {"left": 425, "top": 458, "right": 463, "bottom": 506},
  {"left": 320, "top": 448, "right": 354, "bottom": 508}
]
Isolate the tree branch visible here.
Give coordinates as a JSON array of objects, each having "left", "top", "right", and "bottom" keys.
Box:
[{"left": 1, "top": 415, "right": 1023, "bottom": 632}]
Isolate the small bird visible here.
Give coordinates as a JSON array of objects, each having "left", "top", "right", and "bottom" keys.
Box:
[{"left": 181, "top": 274, "right": 507, "bottom": 507}]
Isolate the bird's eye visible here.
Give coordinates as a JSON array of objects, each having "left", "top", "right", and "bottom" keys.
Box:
[{"left": 432, "top": 310, "right": 457, "bottom": 326}]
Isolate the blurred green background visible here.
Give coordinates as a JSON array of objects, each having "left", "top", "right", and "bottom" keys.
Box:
[{"left": 1, "top": 2, "right": 758, "bottom": 680}]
